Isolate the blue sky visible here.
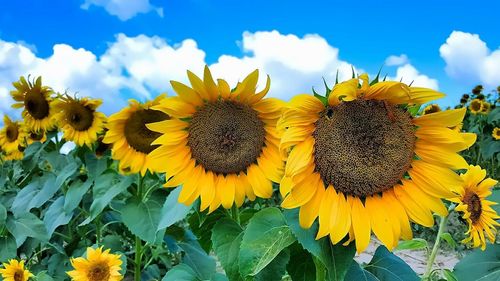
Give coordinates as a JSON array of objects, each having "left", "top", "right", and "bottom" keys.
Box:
[{"left": 1, "top": 0, "right": 499, "bottom": 117}]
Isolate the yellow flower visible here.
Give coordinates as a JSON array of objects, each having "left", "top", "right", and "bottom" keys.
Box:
[
  {"left": 54, "top": 95, "right": 106, "bottom": 147},
  {"left": 480, "top": 101, "right": 491, "bottom": 114},
  {"left": 67, "top": 247, "right": 123, "bottom": 281},
  {"left": 148, "top": 66, "right": 284, "bottom": 212},
  {"left": 10, "top": 76, "right": 58, "bottom": 132},
  {"left": 0, "top": 260, "right": 33, "bottom": 281},
  {"left": 103, "top": 95, "right": 168, "bottom": 175},
  {"left": 278, "top": 74, "right": 476, "bottom": 253},
  {"left": 423, "top": 104, "right": 441, "bottom": 115},
  {"left": 3, "top": 149, "right": 24, "bottom": 161},
  {"left": 469, "top": 99, "right": 483, "bottom": 114},
  {"left": 0, "top": 116, "right": 26, "bottom": 154},
  {"left": 450, "top": 166, "right": 499, "bottom": 250},
  {"left": 493, "top": 127, "right": 500, "bottom": 140}
]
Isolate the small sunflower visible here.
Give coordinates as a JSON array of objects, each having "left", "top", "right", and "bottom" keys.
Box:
[
  {"left": 0, "top": 259, "right": 33, "bottom": 281},
  {"left": 0, "top": 116, "right": 26, "bottom": 154},
  {"left": 480, "top": 101, "right": 491, "bottom": 114},
  {"left": 469, "top": 99, "right": 483, "bottom": 114},
  {"left": 278, "top": 74, "right": 476, "bottom": 253},
  {"left": 148, "top": 66, "right": 284, "bottom": 211},
  {"left": 21, "top": 124, "right": 47, "bottom": 147},
  {"left": 493, "top": 127, "right": 500, "bottom": 140},
  {"left": 103, "top": 95, "right": 169, "bottom": 175},
  {"left": 54, "top": 95, "right": 106, "bottom": 147},
  {"left": 10, "top": 76, "right": 58, "bottom": 132},
  {"left": 450, "top": 165, "right": 499, "bottom": 250},
  {"left": 67, "top": 247, "right": 123, "bottom": 281},
  {"left": 4, "top": 149, "right": 24, "bottom": 161},
  {"left": 423, "top": 104, "right": 441, "bottom": 115}
]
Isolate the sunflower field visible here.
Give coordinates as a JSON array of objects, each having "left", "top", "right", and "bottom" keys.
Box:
[{"left": 0, "top": 67, "right": 499, "bottom": 281}]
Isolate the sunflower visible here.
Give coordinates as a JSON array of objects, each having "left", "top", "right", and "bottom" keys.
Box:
[
  {"left": 0, "top": 259, "right": 33, "bottom": 281},
  {"left": 480, "top": 101, "right": 491, "bottom": 114},
  {"left": 4, "top": 149, "right": 24, "bottom": 161},
  {"left": 148, "top": 66, "right": 284, "bottom": 211},
  {"left": 0, "top": 116, "right": 26, "bottom": 154},
  {"left": 450, "top": 165, "right": 499, "bottom": 250},
  {"left": 21, "top": 123, "right": 47, "bottom": 147},
  {"left": 103, "top": 95, "right": 168, "bottom": 175},
  {"left": 278, "top": 74, "right": 476, "bottom": 253},
  {"left": 10, "top": 76, "right": 58, "bottom": 132},
  {"left": 54, "top": 95, "right": 106, "bottom": 147},
  {"left": 469, "top": 99, "right": 483, "bottom": 114},
  {"left": 423, "top": 104, "right": 441, "bottom": 115},
  {"left": 493, "top": 128, "right": 500, "bottom": 140},
  {"left": 67, "top": 247, "right": 123, "bottom": 281}
]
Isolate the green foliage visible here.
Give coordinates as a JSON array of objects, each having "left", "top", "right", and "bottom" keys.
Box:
[{"left": 454, "top": 244, "right": 500, "bottom": 281}]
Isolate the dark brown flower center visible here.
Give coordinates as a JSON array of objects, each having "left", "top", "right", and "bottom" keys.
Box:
[
  {"left": 14, "top": 270, "right": 23, "bottom": 281},
  {"left": 29, "top": 131, "right": 44, "bottom": 141},
  {"left": 188, "top": 100, "right": 265, "bottom": 174},
  {"left": 470, "top": 100, "right": 482, "bottom": 111},
  {"left": 423, "top": 104, "right": 441, "bottom": 115},
  {"left": 24, "top": 89, "right": 50, "bottom": 120},
  {"left": 313, "top": 99, "right": 416, "bottom": 197},
  {"left": 124, "top": 109, "right": 169, "bottom": 154},
  {"left": 87, "top": 263, "right": 110, "bottom": 281},
  {"left": 6, "top": 124, "right": 19, "bottom": 142},
  {"left": 463, "top": 191, "right": 482, "bottom": 224},
  {"left": 66, "top": 102, "right": 95, "bottom": 131}
]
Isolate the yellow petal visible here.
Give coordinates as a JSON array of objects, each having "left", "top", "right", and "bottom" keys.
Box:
[
  {"left": 413, "top": 108, "right": 466, "bottom": 128},
  {"left": 329, "top": 192, "right": 351, "bottom": 244},
  {"left": 365, "top": 195, "right": 394, "bottom": 250},
  {"left": 299, "top": 182, "right": 324, "bottom": 229},
  {"left": 349, "top": 196, "right": 371, "bottom": 253},
  {"left": 187, "top": 69, "right": 210, "bottom": 101},
  {"left": 328, "top": 78, "right": 358, "bottom": 106},
  {"left": 409, "top": 87, "right": 445, "bottom": 104},
  {"left": 170, "top": 80, "right": 203, "bottom": 106},
  {"left": 247, "top": 164, "right": 273, "bottom": 198},
  {"left": 288, "top": 94, "right": 325, "bottom": 112},
  {"left": 220, "top": 174, "right": 236, "bottom": 209},
  {"left": 316, "top": 186, "right": 336, "bottom": 239}
]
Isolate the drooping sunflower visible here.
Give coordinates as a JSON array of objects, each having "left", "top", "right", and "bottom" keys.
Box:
[
  {"left": 10, "top": 76, "right": 58, "bottom": 132},
  {"left": 67, "top": 247, "right": 123, "bottom": 281},
  {"left": 148, "top": 66, "right": 284, "bottom": 211},
  {"left": 21, "top": 123, "right": 47, "bottom": 147},
  {"left": 278, "top": 74, "right": 476, "bottom": 253},
  {"left": 54, "top": 95, "right": 106, "bottom": 147},
  {"left": 0, "top": 259, "right": 33, "bottom": 281},
  {"left": 493, "top": 127, "right": 500, "bottom": 140},
  {"left": 0, "top": 116, "right": 26, "bottom": 154},
  {"left": 469, "top": 98, "right": 483, "bottom": 114},
  {"left": 450, "top": 165, "right": 499, "bottom": 250},
  {"left": 423, "top": 104, "right": 441, "bottom": 115},
  {"left": 103, "top": 95, "right": 169, "bottom": 175}
]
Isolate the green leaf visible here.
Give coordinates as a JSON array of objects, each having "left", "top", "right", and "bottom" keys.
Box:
[
  {"left": 120, "top": 196, "right": 162, "bottom": 243},
  {"left": 80, "top": 172, "right": 133, "bottom": 225},
  {"left": 454, "top": 243, "right": 500, "bottom": 281},
  {"left": 0, "top": 203, "right": 6, "bottom": 225},
  {"left": 84, "top": 152, "right": 108, "bottom": 179},
  {"left": 64, "top": 179, "right": 93, "bottom": 213},
  {"left": 162, "top": 264, "right": 199, "bottom": 281},
  {"left": 440, "top": 233, "right": 457, "bottom": 249},
  {"left": 6, "top": 212, "right": 49, "bottom": 246},
  {"left": 481, "top": 138, "right": 500, "bottom": 159},
  {"left": 239, "top": 207, "right": 296, "bottom": 277},
  {"left": 364, "top": 246, "right": 419, "bottom": 281},
  {"left": 344, "top": 262, "right": 378, "bottom": 281},
  {"left": 157, "top": 188, "right": 192, "bottom": 231},
  {"left": 188, "top": 209, "right": 225, "bottom": 253},
  {"left": 0, "top": 235, "right": 17, "bottom": 262},
  {"left": 490, "top": 189, "right": 500, "bottom": 214},
  {"left": 35, "top": 271, "right": 55, "bottom": 281},
  {"left": 101, "top": 235, "right": 124, "bottom": 253},
  {"left": 442, "top": 269, "right": 458, "bottom": 281},
  {"left": 283, "top": 209, "right": 355, "bottom": 281},
  {"left": 286, "top": 244, "right": 316, "bottom": 281},
  {"left": 394, "top": 238, "right": 428, "bottom": 251},
  {"left": 313, "top": 89, "right": 328, "bottom": 106},
  {"left": 254, "top": 249, "right": 290, "bottom": 281},
  {"left": 43, "top": 196, "right": 73, "bottom": 237},
  {"left": 487, "top": 107, "right": 500, "bottom": 124},
  {"left": 179, "top": 242, "right": 217, "bottom": 280},
  {"left": 211, "top": 218, "right": 244, "bottom": 281}
]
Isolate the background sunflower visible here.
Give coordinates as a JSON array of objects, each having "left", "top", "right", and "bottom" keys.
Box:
[
  {"left": 0, "top": 115, "right": 26, "bottom": 155},
  {"left": 0, "top": 260, "right": 33, "bottom": 281},
  {"left": 67, "top": 247, "right": 123, "bottom": 281}
]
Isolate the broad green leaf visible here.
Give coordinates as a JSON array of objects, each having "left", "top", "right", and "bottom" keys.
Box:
[
  {"left": 35, "top": 271, "right": 55, "bottom": 281},
  {"left": 85, "top": 152, "right": 108, "bottom": 179},
  {"left": 188, "top": 209, "right": 225, "bottom": 252},
  {"left": 286, "top": 244, "right": 316, "bottom": 281},
  {"left": 6, "top": 212, "right": 49, "bottom": 246},
  {"left": 394, "top": 238, "right": 428, "bottom": 251},
  {"left": 157, "top": 188, "right": 192, "bottom": 231},
  {"left": 0, "top": 203, "right": 6, "bottom": 225},
  {"left": 120, "top": 196, "right": 162, "bottom": 243},
  {"left": 364, "top": 246, "right": 419, "bottom": 281},
  {"left": 254, "top": 249, "right": 290, "bottom": 281},
  {"left": 480, "top": 138, "right": 500, "bottom": 159},
  {"left": 284, "top": 209, "right": 355, "bottom": 281},
  {"left": 442, "top": 269, "right": 458, "bottom": 281},
  {"left": 10, "top": 176, "right": 45, "bottom": 215},
  {"left": 179, "top": 242, "right": 217, "bottom": 280},
  {"left": 102, "top": 235, "right": 124, "bottom": 253},
  {"left": 211, "top": 218, "right": 244, "bottom": 281},
  {"left": 490, "top": 189, "right": 500, "bottom": 214},
  {"left": 487, "top": 107, "right": 500, "bottom": 124},
  {"left": 454, "top": 244, "right": 500, "bottom": 281},
  {"left": 0, "top": 235, "right": 17, "bottom": 262},
  {"left": 440, "top": 233, "right": 457, "bottom": 249},
  {"left": 239, "top": 208, "right": 296, "bottom": 277},
  {"left": 43, "top": 196, "right": 73, "bottom": 237},
  {"left": 64, "top": 179, "right": 93, "bottom": 213},
  {"left": 162, "top": 264, "right": 199, "bottom": 281},
  {"left": 344, "top": 262, "right": 378, "bottom": 281}
]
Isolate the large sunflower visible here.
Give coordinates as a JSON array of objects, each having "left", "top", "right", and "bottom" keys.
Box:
[
  {"left": 148, "top": 66, "right": 284, "bottom": 212},
  {"left": 103, "top": 95, "right": 169, "bottom": 175},
  {"left": 0, "top": 259, "right": 33, "bottom": 281},
  {"left": 54, "top": 95, "right": 106, "bottom": 147},
  {"left": 0, "top": 116, "right": 26, "bottom": 154},
  {"left": 450, "top": 165, "right": 499, "bottom": 250},
  {"left": 67, "top": 247, "right": 123, "bottom": 281},
  {"left": 278, "top": 74, "right": 476, "bottom": 253},
  {"left": 10, "top": 76, "right": 58, "bottom": 132}
]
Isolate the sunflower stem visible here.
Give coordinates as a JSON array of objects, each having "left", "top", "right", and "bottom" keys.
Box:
[
  {"left": 313, "top": 256, "right": 326, "bottom": 281},
  {"left": 423, "top": 214, "right": 448, "bottom": 280},
  {"left": 134, "top": 175, "right": 145, "bottom": 281}
]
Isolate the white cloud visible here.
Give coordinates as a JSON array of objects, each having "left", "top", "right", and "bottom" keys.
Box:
[
  {"left": 81, "top": 0, "right": 163, "bottom": 21},
  {"left": 385, "top": 54, "right": 409, "bottom": 66},
  {"left": 392, "top": 64, "right": 439, "bottom": 90},
  {"left": 440, "top": 31, "right": 500, "bottom": 88}
]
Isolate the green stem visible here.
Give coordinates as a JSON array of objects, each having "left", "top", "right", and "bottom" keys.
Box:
[
  {"left": 313, "top": 257, "right": 326, "bottom": 281},
  {"left": 95, "top": 214, "right": 101, "bottom": 246},
  {"left": 423, "top": 214, "right": 448, "bottom": 280},
  {"left": 134, "top": 174, "right": 145, "bottom": 281},
  {"left": 231, "top": 204, "right": 240, "bottom": 225}
]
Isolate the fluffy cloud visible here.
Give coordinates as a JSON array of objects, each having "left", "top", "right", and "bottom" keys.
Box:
[
  {"left": 385, "top": 54, "right": 409, "bottom": 66},
  {"left": 392, "top": 64, "right": 439, "bottom": 90},
  {"left": 440, "top": 31, "right": 500, "bottom": 88},
  {"left": 81, "top": 0, "right": 163, "bottom": 21}
]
